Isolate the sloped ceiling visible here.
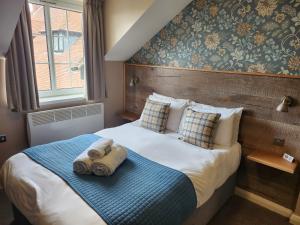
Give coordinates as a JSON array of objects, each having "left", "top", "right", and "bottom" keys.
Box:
[
  {"left": 104, "top": 0, "right": 155, "bottom": 54},
  {"left": 0, "top": 0, "right": 25, "bottom": 56},
  {"left": 105, "top": 0, "right": 193, "bottom": 61}
]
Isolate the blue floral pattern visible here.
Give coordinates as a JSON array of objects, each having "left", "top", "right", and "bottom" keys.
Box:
[{"left": 128, "top": 0, "right": 300, "bottom": 76}]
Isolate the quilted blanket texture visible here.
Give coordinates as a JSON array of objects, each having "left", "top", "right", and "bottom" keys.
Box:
[{"left": 24, "top": 134, "right": 197, "bottom": 225}]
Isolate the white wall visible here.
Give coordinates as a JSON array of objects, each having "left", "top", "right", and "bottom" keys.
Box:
[
  {"left": 104, "top": 0, "right": 193, "bottom": 61},
  {"left": 104, "top": 0, "right": 154, "bottom": 54},
  {"left": 0, "top": 57, "right": 28, "bottom": 165},
  {"left": 103, "top": 61, "right": 124, "bottom": 128}
]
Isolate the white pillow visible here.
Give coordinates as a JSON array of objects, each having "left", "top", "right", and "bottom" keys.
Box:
[
  {"left": 149, "top": 93, "right": 189, "bottom": 132},
  {"left": 152, "top": 93, "right": 175, "bottom": 101},
  {"left": 152, "top": 93, "right": 190, "bottom": 105},
  {"left": 232, "top": 109, "right": 243, "bottom": 143},
  {"left": 187, "top": 102, "right": 243, "bottom": 146}
]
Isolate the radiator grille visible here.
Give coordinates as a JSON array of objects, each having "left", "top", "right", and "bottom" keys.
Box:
[
  {"left": 87, "top": 104, "right": 102, "bottom": 116},
  {"left": 29, "top": 103, "right": 102, "bottom": 127},
  {"left": 32, "top": 111, "right": 55, "bottom": 126},
  {"left": 55, "top": 109, "right": 72, "bottom": 122},
  {"left": 72, "top": 107, "right": 86, "bottom": 119}
]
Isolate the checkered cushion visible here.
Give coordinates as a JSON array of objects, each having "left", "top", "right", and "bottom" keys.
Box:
[
  {"left": 140, "top": 99, "right": 171, "bottom": 133},
  {"left": 179, "top": 108, "right": 221, "bottom": 149}
]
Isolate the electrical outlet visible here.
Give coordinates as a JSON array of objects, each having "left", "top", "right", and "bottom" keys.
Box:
[
  {"left": 273, "top": 138, "right": 285, "bottom": 147},
  {"left": 0, "top": 135, "right": 7, "bottom": 143}
]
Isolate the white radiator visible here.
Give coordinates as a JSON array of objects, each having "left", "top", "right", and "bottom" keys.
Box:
[{"left": 27, "top": 103, "right": 104, "bottom": 146}]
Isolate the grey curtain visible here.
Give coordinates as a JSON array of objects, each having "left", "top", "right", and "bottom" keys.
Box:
[
  {"left": 6, "top": 0, "right": 39, "bottom": 112},
  {"left": 83, "top": 0, "right": 107, "bottom": 100}
]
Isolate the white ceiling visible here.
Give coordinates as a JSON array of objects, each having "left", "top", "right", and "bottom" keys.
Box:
[{"left": 105, "top": 0, "right": 193, "bottom": 61}]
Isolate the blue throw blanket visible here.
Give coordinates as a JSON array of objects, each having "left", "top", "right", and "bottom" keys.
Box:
[{"left": 24, "top": 134, "right": 197, "bottom": 225}]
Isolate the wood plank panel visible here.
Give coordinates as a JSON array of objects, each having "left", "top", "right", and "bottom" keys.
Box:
[
  {"left": 128, "top": 63, "right": 300, "bottom": 79},
  {"left": 237, "top": 158, "right": 299, "bottom": 209},
  {"left": 126, "top": 64, "right": 300, "bottom": 125},
  {"left": 240, "top": 117, "right": 300, "bottom": 159},
  {"left": 125, "top": 64, "right": 300, "bottom": 209}
]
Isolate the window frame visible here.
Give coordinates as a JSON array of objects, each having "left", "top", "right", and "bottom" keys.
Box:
[
  {"left": 29, "top": 0, "right": 85, "bottom": 102},
  {"left": 30, "top": 0, "right": 83, "bottom": 13}
]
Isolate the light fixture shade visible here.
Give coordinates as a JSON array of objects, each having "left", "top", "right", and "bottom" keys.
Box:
[
  {"left": 129, "top": 78, "right": 135, "bottom": 87},
  {"left": 276, "top": 96, "right": 293, "bottom": 112},
  {"left": 0, "top": 57, "right": 7, "bottom": 106},
  {"left": 276, "top": 101, "right": 288, "bottom": 112},
  {"left": 129, "top": 76, "right": 139, "bottom": 87}
]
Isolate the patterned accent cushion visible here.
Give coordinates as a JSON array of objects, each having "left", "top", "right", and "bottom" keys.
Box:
[
  {"left": 179, "top": 108, "right": 221, "bottom": 149},
  {"left": 140, "top": 99, "right": 171, "bottom": 133}
]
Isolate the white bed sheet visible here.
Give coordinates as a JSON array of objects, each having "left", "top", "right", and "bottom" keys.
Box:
[{"left": 0, "top": 122, "right": 241, "bottom": 225}]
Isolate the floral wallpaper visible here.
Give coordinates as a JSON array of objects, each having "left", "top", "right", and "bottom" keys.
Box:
[{"left": 128, "top": 0, "right": 300, "bottom": 76}]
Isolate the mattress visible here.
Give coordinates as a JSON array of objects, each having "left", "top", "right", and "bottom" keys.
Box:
[{"left": 0, "top": 122, "right": 241, "bottom": 225}]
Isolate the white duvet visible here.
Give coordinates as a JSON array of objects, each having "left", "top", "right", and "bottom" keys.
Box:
[{"left": 0, "top": 122, "right": 241, "bottom": 225}]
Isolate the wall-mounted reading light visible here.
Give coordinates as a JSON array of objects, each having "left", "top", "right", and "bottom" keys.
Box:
[
  {"left": 129, "top": 76, "right": 139, "bottom": 87},
  {"left": 276, "top": 96, "right": 293, "bottom": 112}
]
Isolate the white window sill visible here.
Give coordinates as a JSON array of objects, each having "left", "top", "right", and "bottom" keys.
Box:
[{"left": 40, "top": 94, "right": 86, "bottom": 106}]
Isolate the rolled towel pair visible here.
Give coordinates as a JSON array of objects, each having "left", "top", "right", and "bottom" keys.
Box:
[
  {"left": 87, "top": 139, "right": 113, "bottom": 159},
  {"left": 73, "top": 150, "right": 93, "bottom": 174},
  {"left": 91, "top": 144, "right": 127, "bottom": 176},
  {"left": 73, "top": 138, "right": 113, "bottom": 175}
]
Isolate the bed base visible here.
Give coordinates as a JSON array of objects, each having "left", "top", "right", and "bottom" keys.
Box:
[
  {"left": 184, "top": 172, "right": 237, "bottom": 225},
  {"left": 11, "top": 173, "right": 236, "bottom": 225}
]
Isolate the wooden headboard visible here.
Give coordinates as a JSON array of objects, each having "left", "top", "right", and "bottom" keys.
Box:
[
  {"left": 124, "top": 64, "right": 300, "bottom": 209},
  {"left": 125, "top": 64, "right": 300, "bottom": 159}
]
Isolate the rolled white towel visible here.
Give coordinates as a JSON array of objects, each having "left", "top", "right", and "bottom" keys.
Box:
[
  {"left": 91, "top": 144, "right": 128, "bottom": 176},
  {"left": 73, "top": 150, "right": 93, "bottom": 174},
  {"left": 87, "top": 139, "right": 113, "bottom": 159}
]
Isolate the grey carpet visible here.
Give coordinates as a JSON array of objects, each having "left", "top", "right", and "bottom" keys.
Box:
[{"left": 209, "top": 196, "right": 291, "bottom": 225}]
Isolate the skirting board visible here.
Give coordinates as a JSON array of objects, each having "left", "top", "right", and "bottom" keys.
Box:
[{"left": 235, "top": 187, "right": 293, "bottom": 218}]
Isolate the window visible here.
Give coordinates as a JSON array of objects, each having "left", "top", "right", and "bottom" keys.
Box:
[
  {"left": 53, "top": 31, "right": 64, "bottom": 53},
  {"left": 29, "top": 2, "right": 85, "bottom": 103}
]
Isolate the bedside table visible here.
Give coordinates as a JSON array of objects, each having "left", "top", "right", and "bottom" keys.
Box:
[
  {"left": 247, "top": 150, "right": 298, "bottom": 174},
  {"left": 120, "top": 111, "right": 140, "bottom": 122},
  {"left": 237, "top": 149, "right": 299, "bottom": 211}
]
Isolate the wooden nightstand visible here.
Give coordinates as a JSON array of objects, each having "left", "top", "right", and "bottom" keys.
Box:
[
  {"left": 120, "top": 111, "right": 140, "bottom": 122},
  {"left": 247, "top": 150, "right": 298, "bottom": 174}
]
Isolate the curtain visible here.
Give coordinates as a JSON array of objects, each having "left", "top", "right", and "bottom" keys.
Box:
[
  {"left": 6, "top": 0, "right": 39, "bottom": 112},
  {"left": 83, "top": 0, "right": 107, "bottom": 100},
  {"left": 0, "top": 57, "right": 7, "bottom": 107}
]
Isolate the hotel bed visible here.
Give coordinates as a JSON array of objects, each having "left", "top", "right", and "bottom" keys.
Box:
[{"left": 1, "top": 121, "right": 241, "bottom": 225}]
